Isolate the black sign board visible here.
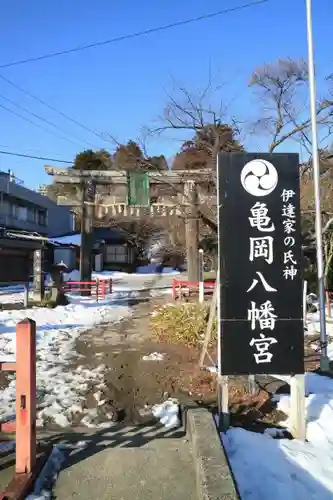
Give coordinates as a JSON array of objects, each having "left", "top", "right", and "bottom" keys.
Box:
[{"left": 218, "top": 153, "right": 304, "bottom": 375}]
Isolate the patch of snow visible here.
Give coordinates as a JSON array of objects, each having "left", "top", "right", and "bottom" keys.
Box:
[
  {"left": 0, "top": 294, "right": 131, "bottom": 427},
  {"left": 152, "top": 398, "right": 180, "bottom": 429},
  {"left": 142, "top": 352, "right": 165, "bottom": 361},
  {"left": 221, "top": 371, "right": 333, "bottom": 499},
  {"left": 0, "top": 290, "right": 26, "bottom": 304},
  {"left": 0, "top": 440, "right": 15, "bottom": 453},
  {"left": 62, "top": 266, "right": 180, "bottom": 283},
  {"left": 206, "top": 366, "right": 218, "bottom": 373},
  {"left": 26, "top": 445, "right": 65, "bottom": 500},
  {"left": 222, "top": 426, "right": 333, "bottom": 499},
  {"left": 305, "top": 303, "right": 333, "bottom": 343},
  {"left": 149, "top": 287, "right": 172, "bottom": 297}
]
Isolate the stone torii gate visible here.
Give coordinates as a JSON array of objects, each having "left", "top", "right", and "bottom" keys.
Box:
[{"left": 44, "top": 166, "right": 213, "bottom": 282}]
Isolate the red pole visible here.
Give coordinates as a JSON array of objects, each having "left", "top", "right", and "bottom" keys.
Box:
[
  {"left": 96, "top": 279, "right": 99, "bottom": 302},
  {"left": 15, "top": 318, "right": 36, "bottom": 474}
]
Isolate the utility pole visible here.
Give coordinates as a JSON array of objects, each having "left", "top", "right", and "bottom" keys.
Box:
[
  {"left": 305, "top": 0, "right": 329, "bottom": 371},
  {"left": 184, "top": 180, "right": 199, "bottom": 282}
]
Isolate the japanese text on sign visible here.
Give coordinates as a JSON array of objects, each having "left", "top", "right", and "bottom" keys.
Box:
[
  {"left": 247, "top": 201, "right": 278, "bottom": 364},
  {"left": 281, "top": 189, "right": 298, "bottom": 281}
]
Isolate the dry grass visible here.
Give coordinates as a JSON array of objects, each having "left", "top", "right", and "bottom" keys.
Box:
[{"left": 150, "top": 301, "right": 217, "bottom": 347}]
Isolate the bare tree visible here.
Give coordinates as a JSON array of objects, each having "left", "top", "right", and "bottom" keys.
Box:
[
  {"left": 144, "top": 81, "right": 245, "bottom": 237},
  {"left": 324, "top": 229, "right": 333, "bottom": 317},
  {"left": 249, "top": 58, "right": 333, "bottom": 154},
  {"left": 150, "top": 80, "right": 244, "bottom": 171}
]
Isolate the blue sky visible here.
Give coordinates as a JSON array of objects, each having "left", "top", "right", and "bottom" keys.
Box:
[{"left": 0, "top": 0, "right": 330, "bottom": 189}]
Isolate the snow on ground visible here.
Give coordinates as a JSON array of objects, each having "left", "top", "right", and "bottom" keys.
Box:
[
  {"left": 152, "top": 398, "right": 180, "bottom": 429},
  {"left": 26, "top": 445, "right": 65, "bottom": 500},
  {"left": 142, "top": 352, "right": 165, "bottom": 361},
  {"left": 221, "top": 371, "right": 333, "bottom": 499},
  {"left": 0, "top": 293, "right": 132, "bottom": 427},
  {"left": 0, "top": 268, "right": 174, "bottom": 305},
  {"left": 0, "top": 270, "right": 174, "bottom": 427},
  {"left": 63, "top": 265, "right": 180, "bottom": 282},
  {"left": 306, "top": 310, "right": 333, "bottom": 338},
  {"left": 305, "top": 299, "right": 333, "bottom": 340},
  {"left": 215, "top": 298, "right": 333, "bottom": 498}
]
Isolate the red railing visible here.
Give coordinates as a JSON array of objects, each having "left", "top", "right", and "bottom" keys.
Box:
[
  {"left": 63, "top": 278, "right": 112, "bottom": 301},
  {"left": 0, "top": 318, "right": 38, "bottom": 500},
  {"left": 172, "top": 279, "right": 215, "bottom": 299}
]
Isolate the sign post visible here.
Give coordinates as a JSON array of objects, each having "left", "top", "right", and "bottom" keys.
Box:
[{"left": 217, "top": 153, "right": 305, "bottom": 437}]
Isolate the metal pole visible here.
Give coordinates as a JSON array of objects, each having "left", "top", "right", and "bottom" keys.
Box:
[
  {"left": 216, "top": 156, "right": 222, "bottom": 383},
  {"left": 79, "top": 172, "right": 85, "bottom": 281},
  {"left": 303, "top": 280, "right": 308, "bottom": 330},
  {"left": 305, "top": 0, "right": 329, "bottom": 371},
  {"left": 216, "top": 155, "right": 229, "bottom": 430}
]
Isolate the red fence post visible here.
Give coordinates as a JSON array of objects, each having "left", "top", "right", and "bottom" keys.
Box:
[
  {"left": 96, "top": 279, "right": 99, "bottom": 302},
  {"left": 109, "top": 278, "right": 112, "bottom": 294},
  {"left": 15, "top": 318, "right": 36, "bottom": 474}
]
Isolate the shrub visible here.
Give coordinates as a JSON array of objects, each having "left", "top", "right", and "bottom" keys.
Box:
[{"left": 151, "top": 302, "right": 217, "bottom": 347}]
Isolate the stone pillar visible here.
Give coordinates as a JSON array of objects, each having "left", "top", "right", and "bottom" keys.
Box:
[{"left": 32, "top": 247, "right": 44, "bottom": 302}]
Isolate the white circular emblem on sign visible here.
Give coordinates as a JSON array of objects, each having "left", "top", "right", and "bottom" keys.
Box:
[{"left": 240, "top": 159, "right": 278, "bottom": 197}]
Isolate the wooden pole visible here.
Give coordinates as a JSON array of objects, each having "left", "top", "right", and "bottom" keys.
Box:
[
  {"left": 303, "top": 280, "right": 308, "bottom": 328},
  {"left": 198, "top": 249, "right": 204, "bottom": 303},
  {"left": 184, "top": 181, "right": 199, "bottom": 282},
  {"left": 15, "top": 318, "right": 36, "bottom": 474},
  {"left": 290, "top": 374, "right": 306, "bottom": 440},
  {"left": 199, "top": 283, "right": 217, "bottom": 368},
  {"left": 248, "top": 374, "right": 257, "bottom": 395},
  {"left": 80, "top": 179, "right": 94, "bottom": 296},
  {"left": 218, "top": 375, "right": 230, "bottom": 431}
]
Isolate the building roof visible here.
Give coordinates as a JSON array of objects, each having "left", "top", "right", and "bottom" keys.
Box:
[{"left": 0, "top": 227, "right": 48, "bottom": 242}]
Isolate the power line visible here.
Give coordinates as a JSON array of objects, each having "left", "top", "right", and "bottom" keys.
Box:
[
  {"left": 0, "top": 143, "right": 71, "bottom": 158},
  {"left": 0, "top": 73, "right": 110, "bottom": 144},
  {"left": 0, "top": 149, "right": 72, "bottom": 164},
  {"left": 0, "top": 93, "right": 95, "bottom": 149},
  {"left": 0, "top": 101, "right": 86, "bottom": 148},
  {"left": 0, "top": 1, "right": 269, "bottom": 69}
]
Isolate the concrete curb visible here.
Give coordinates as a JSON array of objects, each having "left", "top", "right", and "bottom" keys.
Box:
[{"left": 186, "top": 408, "right": 239, "bottom": 500}]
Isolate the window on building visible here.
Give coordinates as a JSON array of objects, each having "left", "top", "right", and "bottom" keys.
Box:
[
  {"left": 38, "top": 209, "right": 47, "bottom": 226},
  {"left": 10, "top": 203, "right": 17, "bottom": 217},
  {"left": 105, "top": 245, "right": 127, "bottom": 263},
  {"left": 0, "top": 198, "right": 9, "bottom": 214},
  {"left": 17, "top": 206, "right": 28, "bottom": 221},
  {"left": 27, "top": 207, "right": 37, "bottom": 222}
]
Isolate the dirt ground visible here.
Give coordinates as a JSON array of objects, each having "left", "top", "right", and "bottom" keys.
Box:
[
  {"left": 75, "top": 294, "right": 218, "bottom": 425},
  {"left": 73, "top": 291, "right": 326, "bottom": 433},
  {"left": 72, "top": 292, "right": 320, "bottom": 430}
]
